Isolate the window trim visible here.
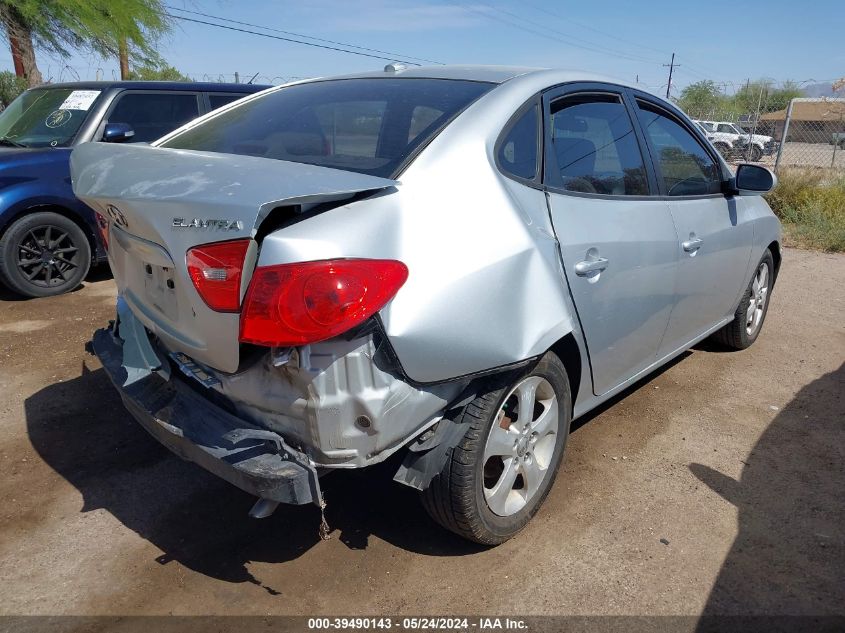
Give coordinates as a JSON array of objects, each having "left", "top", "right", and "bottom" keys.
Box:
[
  {"left": 99, "top": 89, "right": 203, "bottom": 142},
  {"left": 629, "top": 90, "right": 731, "bottom": 199},
  {"left": 540, "top": 83, "right": 657, "bottom": 199},
  {"left": 493, "top": 95, "right": 543, "bottom": 188}
]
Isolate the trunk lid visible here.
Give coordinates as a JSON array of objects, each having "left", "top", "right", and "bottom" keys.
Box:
[{"left": 71, "top": 142, "right": 398, "bottom": 373}]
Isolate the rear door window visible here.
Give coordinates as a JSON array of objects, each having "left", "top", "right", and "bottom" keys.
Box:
[
  {"left": 546, "top": 93, "right": 649, "bottom": 195},
  {"left": 160, "top": 78, "right": 494, "bottom": 178},
  {"left": 107, "top": 92, "right": 200, "bottom": 142}
]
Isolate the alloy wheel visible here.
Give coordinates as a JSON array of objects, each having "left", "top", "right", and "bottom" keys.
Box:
[
  {"left": 482, "top": 375, "right": 559, "bottom": 517},
  {"left": 15, "top": 224, "right": 82, "bottom": 289},
  {"left": 746, "top": 262, "right": 770, "bottom": 336}
]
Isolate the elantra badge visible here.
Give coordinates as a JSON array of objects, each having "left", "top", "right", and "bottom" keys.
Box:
[{"left": 172, "top": 218, "right": 244, "bottom": 231}]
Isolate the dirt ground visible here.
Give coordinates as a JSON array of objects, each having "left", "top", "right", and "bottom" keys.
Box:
[
  {"left": 0, "top": 248, "right": 842, "bottom": 617},
  {"left": 751, "top": 142, "right": 845, "bottom": 169}
]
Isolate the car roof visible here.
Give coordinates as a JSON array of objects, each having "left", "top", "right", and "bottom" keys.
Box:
[
  {"left": 28, "top": 81, "right": 270, "bottom": 92},
  {"left": 321, "top": 64, "right": 636, "bottom": 89},
  {"left": 331, "top": 65, "right": 542, "bottom": 84}
]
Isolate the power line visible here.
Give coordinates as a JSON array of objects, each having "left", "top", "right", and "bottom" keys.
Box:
[
  {"left": 514, "top": 0, "right": 729, "bottom": 81},
  {"left": 453, "top": 1, "right": 664, "bottom": 66},
  {"left": 165, "top": 5, "right": 442, "bottom": 66},
  {"left": 472, "top": 2, "right": 664, "bottom": 65},
  {"left": 519, "top": 0, "right": 669, "bottom": 57},
  {"left": 164, "top": 13, "right": 428, "bottom": 66}
]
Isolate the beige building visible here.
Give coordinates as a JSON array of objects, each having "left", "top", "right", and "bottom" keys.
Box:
[{"left": 759, "top": 98, "right": 845, "bottom": 143}]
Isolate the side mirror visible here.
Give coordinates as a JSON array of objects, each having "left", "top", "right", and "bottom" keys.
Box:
[
  {"left": 102, "top": 122, "right": 135, "bottom": 143},
  {"left": 732, "top": 163, "right": 777, "bottom": 195}
]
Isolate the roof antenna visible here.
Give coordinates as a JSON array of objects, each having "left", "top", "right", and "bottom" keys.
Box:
[{"left": 384, "top": 63, "right": 407, "bottom": 73}]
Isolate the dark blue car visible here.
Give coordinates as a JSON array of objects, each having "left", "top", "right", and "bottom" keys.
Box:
[{"left": 0, "top": 81, "right": 268, "bottom": 297}]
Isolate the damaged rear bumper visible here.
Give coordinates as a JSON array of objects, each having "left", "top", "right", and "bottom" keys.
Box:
[{"left": 91, "top": 324, "right": 322, "bottom": 507}]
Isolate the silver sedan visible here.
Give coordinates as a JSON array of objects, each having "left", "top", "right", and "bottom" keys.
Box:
[{"left": 71, "top": 65, "right": 781, "bottom": 544}]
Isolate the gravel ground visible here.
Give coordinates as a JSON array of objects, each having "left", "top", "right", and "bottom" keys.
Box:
[{"left": 0, "top": 248, "right": 842, "bottom": 617}]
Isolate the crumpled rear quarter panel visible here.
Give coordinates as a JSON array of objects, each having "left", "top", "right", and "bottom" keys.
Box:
[{"left": 257, "top": 79, "right": 577, "bottom": 383}]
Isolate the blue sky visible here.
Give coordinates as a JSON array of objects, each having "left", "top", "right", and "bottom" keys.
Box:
[{"left": 2, "top": 0, "right": 842, "bottom": 94}]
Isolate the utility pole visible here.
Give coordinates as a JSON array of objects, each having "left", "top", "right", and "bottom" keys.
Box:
[{"left": 663, "top": 53, "right": 679, "bottom": 99}]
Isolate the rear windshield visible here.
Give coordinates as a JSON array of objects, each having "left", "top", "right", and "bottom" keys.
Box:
[{"left": 159, "top": 78, "right": 494, "bottom": 178}]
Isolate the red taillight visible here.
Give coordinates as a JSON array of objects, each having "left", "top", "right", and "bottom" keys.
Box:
[
  {"left": 186, "top": 239, "right": 251, "bottom": 312},
  {"left": 95, "top": 212, "right": 109, "bottom": 251},
  {"left": 239, "top": 259, "right": 408, "bottom": 347}
]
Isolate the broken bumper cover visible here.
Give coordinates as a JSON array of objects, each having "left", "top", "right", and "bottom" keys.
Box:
[{"left": 92, "top": 326, "right": 322, "bottom": 506}]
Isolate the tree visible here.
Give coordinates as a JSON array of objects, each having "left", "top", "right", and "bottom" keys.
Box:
[
  {"left": 0, "top": 0, "right": 171, "bottom": 87},
  {"left": 732, "top": 79, "right": 804, "bottom": 117},
  {"left": 128, "top": 62, "right": 191, "bottom": 82},
  {"left": 677, "top": 80, "right": 725, "bottom": 119},
  {"left": 767, "top": 81, "right": 804, "bottom": 112},
  {"left": 0, "top": 3, "right": 42, "bottom": 86},
  {"left": 0, "top": 69, "right": 26, "bottom": 107}
]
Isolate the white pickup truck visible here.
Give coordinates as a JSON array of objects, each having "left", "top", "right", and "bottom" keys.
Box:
[
  {"left": 694, "top": 121, "right": 741, "bottom": 159},
  {"left": 695, "top": 120, "right": 778, "bottom": 162}
]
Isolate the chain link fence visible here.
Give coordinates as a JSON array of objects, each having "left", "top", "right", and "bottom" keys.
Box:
[
  {"left": 769, "top": 98, "right": 845, "bottom": 171},
  {"left": 680, "top": 85, "right": 845, "bottom": 173}
]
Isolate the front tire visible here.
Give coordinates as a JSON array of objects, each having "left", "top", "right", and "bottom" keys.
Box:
[
  {"left": 748, "top": 145, "right": 763, "bottom": 162},
  {"left": 0, "top": 212, "right": 91, "bottom": 298},
  {"left": 711, "top": 249, "right": 774, "bottom": 350},
  {"left": 421, "top": 352, "right": 572, "bottom": 545},
  {"left": 713, "top": 142, "right": 731, "bottom": 159}
]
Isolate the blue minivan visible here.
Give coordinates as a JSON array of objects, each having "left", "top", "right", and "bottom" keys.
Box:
[{"left": 0, "top": 81, "right": 268, "bottom": 297}]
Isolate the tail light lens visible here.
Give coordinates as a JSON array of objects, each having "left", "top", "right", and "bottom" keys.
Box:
[
  {"left": 186, "top": 239, "right": 251, "bottom": 312},
  {"left": 239, "top": 259, "right": 408, "bottom": 347},
  {"left": 95, "top": 212, "right": 109, "bottom": 251}
]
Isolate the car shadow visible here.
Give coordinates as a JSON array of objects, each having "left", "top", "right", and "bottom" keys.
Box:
[
  {"left": 24, "top": 363, "right": 486, "bottom": 586},
  {"left": 691, "top": 338, "right": 733, "bottom": 354},
  {"left": 24, "top": 347, "right": 702, "bottom": 586},
  {"left": 691, "top": 363, "right": 845, "bottom": 616},
  {"left": 84, "top": 263, "right": 114, "bottom": 284}
]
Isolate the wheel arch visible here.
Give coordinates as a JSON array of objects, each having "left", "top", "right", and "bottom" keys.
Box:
[
  {"left": 549, "top": 331, "right": 583, "bottom": 410},
  {"left": 0, "top": 203, "right": 99, "bottom": 264},
  {"left": 767, "top": 240, "right": 782, "bottom": 285}
]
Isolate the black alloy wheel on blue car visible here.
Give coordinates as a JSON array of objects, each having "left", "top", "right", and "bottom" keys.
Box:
[{"left": 0, "top": 211, "right": 91, "bottom": 298}]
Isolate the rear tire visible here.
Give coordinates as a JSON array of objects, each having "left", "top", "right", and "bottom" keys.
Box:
[
  {"left": 711, "top": 249, "right": 774, "bottom": 350},
  {"left": 0, "top": 212, "right": 91, "bottom": 298},
  {"left": 421, "top": 352, "right": 572, "bottom": 545}
]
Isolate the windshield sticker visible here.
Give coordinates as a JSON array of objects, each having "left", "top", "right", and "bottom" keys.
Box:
[
  {"left": 58, "top": 90, "right": 100, "bottom": 111},
  {"left": 45, "top": 109, "right": 72, "bottom": 128}
]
